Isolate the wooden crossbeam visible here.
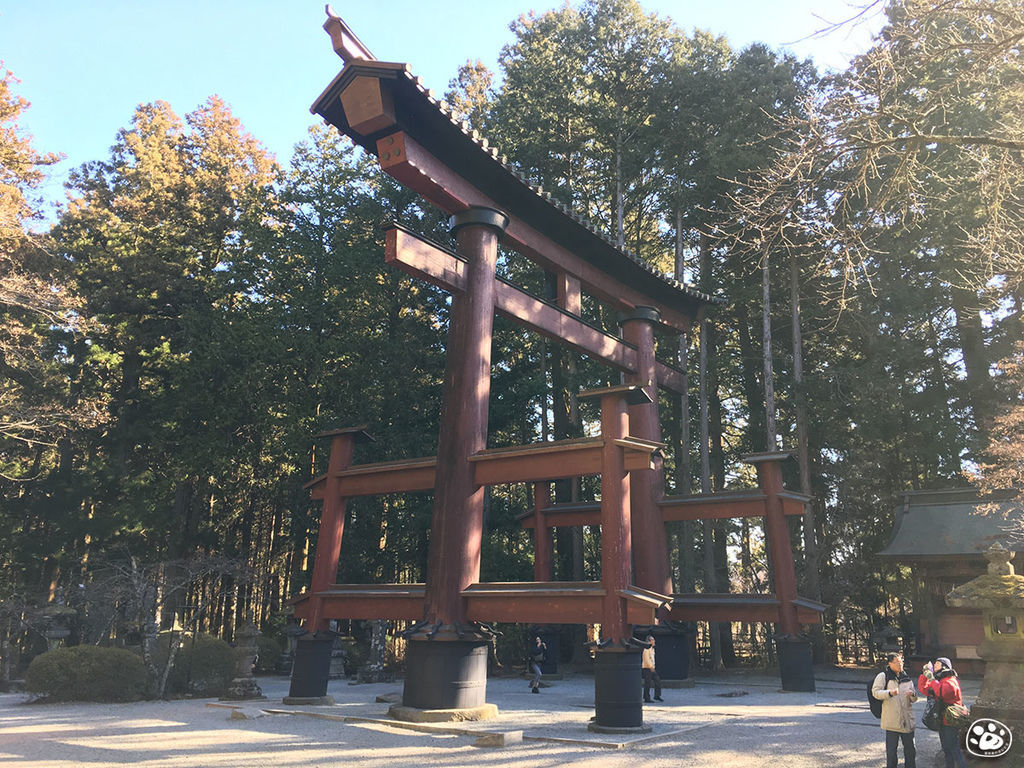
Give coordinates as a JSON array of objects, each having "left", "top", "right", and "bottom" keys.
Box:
[
  {"left": 660, "top": 490, "right": 768, "bottom": 521},
  {"left": 469, "top": 436, "right": 659, "bottom": 485},
  {"left": 306, "top": 435, "right": 662, "bottom": 500},
  {"left": 517, "top": 489, "right": 808, "bottom": 527},
  {"left": 292, "top": 582, "right": 805, "bottom": 626},
  {"left": 307, "top": 456, "right": 436, "bottom": 499},
  {"left": 518, "top": 501, "right": 600, "bottom": 529},
  {"left": 779, "top": 490, "right": 812, "bottom": 517},
  {"left": 668, "top": 593, "right": 826, "bottom": 624},
  {"left": 290, "top": 584, "right": 426, "bottom": 621},
  {"left": 462, "top": 581, "right": 669, "bottom": 625},
  {"left": 386, "top": 226, "right": 686, "bottom": 393}
]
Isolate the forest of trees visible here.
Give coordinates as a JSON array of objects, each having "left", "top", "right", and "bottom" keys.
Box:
[{"left": 2, "top": 0, "right": 1022, "bottom": 672}]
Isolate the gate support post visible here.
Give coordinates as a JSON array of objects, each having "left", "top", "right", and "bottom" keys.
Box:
[
  {"left": 288, "top": 428, "right": 368, "bottom": 702},
  {"left": 581, "top": 384, "right": 653, "bottom": 732},
  {"left": 398, "top": 206, "right": 507, "bottom": 718},
  {"left": 744, "top": 452, "right": 814, "bottom": 692},
  {"left": 620, "top": 307, "right": 673, "bottom": 602}
]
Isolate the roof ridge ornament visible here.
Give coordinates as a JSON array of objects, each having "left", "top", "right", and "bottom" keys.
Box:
[{"left": 324, "top": 6, "right": 376, "bottom": 63}]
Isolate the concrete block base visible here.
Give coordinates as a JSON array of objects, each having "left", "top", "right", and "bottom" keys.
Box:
[
  {"left": 587, "top": 722, "right": 653, "bottom": 734},
  {"left": 474, "top": 730, "right": 523, "bottom": 747},
  {"left": 282, "top": 695, "right": 335, "bottom": 706},
  {"left": 228, "top": 708, "right": 266, "bottom": 720},
  {"left": 388, "top": 703, "right": 498, "bottom": 723}
]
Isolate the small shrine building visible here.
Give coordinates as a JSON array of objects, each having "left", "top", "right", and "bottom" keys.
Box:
[{"left": 879, "top": 488, "right": 1023, "bottom": 674}]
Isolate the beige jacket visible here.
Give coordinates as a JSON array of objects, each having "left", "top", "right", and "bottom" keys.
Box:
[
  {"left": 872, "top": 671, "right": 918, "bottom": 732},
  {"left": 642, "top": 647, "right": 656, "bottom": 670}
]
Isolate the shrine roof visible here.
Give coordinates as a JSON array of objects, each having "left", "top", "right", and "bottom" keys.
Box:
[
  {"left": 311, "top": 58, "right": 720, "bottom": 320},
  {"left": 878, "top": 488, "right": 1023, "bottom": 560}
]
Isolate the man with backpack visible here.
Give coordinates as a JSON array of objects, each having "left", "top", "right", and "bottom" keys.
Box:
[{"left": 872, "top": 652, "right": 919, "bottom": 768}]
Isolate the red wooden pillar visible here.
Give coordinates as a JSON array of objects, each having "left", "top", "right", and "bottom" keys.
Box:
[
  {"left": 745, "top": 452, "right": 800, "bottom": 636},
  {"left": 598, "top": 389, "right": 631, "bottom": 642},
  {"left": 619, "top": 307, "right": 673, "bottom": 600},
  {"left": 557, "top": 273, "right": 582, "bottom": 315},
  {"left": 308, "top": 427, "right": 371, "bottom": 631},
  {"left": 579, "top": 384, "right": 651, "bottom": 642},
  {"left": 532, "top": 482, "right": 553, "bottom": 582},
  {"left": 422, "top": 206, "right": 509, "bottom": 626}
]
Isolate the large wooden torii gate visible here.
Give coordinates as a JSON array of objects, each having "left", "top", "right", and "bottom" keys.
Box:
[{"left": 287, "top": 11, "right": 824, "bottom": 724}]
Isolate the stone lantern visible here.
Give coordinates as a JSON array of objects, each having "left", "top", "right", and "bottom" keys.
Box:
[
  {"left": 39, "top": 604, "right": 76, "bottom": 652},
  {"left": 278, "top": 618, "right": 305, "bottom": 673},
  {"left": 945, "top": 542, "right": 1024, "bottom": 730},
  {"left": 221, "top": 621, "right": 266, "bottom": 701}
]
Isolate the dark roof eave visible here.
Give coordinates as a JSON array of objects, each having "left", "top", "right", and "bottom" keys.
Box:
[{"left": 311, "top": 60, "right": 723, "bottom": 319}]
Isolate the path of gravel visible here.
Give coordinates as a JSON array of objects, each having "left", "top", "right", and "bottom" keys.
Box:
[{"left": 0, "top": 669, "right": 975, "bottom": 767}]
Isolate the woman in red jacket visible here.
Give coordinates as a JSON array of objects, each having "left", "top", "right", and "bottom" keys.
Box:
[{"left": 918, "top": 657, "right": 967, "bottom": 768}]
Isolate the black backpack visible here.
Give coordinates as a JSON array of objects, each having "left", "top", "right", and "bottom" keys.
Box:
[{"left": 867, "top": 676, "right": 883, "bottom": 719}]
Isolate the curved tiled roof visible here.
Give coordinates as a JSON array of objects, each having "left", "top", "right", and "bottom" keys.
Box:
[
  {"left": 312, "top": 60, "right": 721, "bottom": 320},
  {"left": 879, "top": 489, "right": 1023, "bottom": 558}
]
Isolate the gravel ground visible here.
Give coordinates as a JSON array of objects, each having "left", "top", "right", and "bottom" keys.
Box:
[{"left": 0, "top": 669, "right": 983, "bottom": 768}]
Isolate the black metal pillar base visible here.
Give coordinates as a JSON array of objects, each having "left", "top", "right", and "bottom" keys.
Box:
[
  {"left": 592, "top": 647, "right": 645, "bottom": 730},
  {"left": 775, "top": 637, "right": 815, "bottom": 692},
  {"left": 402, "top": 633, "right": 491, "bottom": 710},
  {"left": 287, "top": 631, "right": 336, "bottom": 699},
  {"left": 633, "top": 624, "right": 693, "bottom": 682}
]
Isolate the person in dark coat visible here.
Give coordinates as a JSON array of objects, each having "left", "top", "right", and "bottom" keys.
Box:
[
  {"left": 528, "top": 635, "right": 547, "bottom": 694},
  {"left": 918, "top": 657, "right": 968, "bottom": 768}
]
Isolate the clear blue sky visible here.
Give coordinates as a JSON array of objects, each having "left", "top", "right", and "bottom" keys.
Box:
[{"left": 1, "top": 0, "right": 882, "bottom": 214}]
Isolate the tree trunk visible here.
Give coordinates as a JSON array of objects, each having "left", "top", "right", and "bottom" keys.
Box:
[
  {"left": 762, "top": 250, "right": 777, "bottom": 450},
  {"left": 714, "top": 520, "right": 735, "bottom": 664},
  {"left": 736, "top": 302, "right": 766, "bottom": 453},
  {"left": 615, "top": 116, "right": 625, "bottom": 249},
  {"left": 790, "top": 251, "right": 821, "bottom": 603},
  {"left": 674, "top": 207, "right": 695, "bottom": 593},
  {"left": 925, "top": 315, "right": 961, "bottom": 475},
  {"left": 698, "top": 231, "right": 724, "bottom": 671},
  {"left": 698, "top": 314, "right": 723, "bottom": 670},
  {"left": 951, "top": 286, "right": 995, "bottom": 434}
]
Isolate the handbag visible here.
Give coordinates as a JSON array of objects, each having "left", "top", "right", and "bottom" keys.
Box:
[
  {"left": 922, "top": 694, "right": 943, "bottom": 731},
  {"left": 945, "top": 703, "right": 970, "bottom": 729}
]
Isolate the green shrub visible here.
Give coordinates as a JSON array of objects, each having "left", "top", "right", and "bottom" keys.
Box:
[
  {"left": 159, "top": 633, "right": 236, "bottom": 697},
  {"left": 26, "top": 645, "right": 148, "bottom": 702}
]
